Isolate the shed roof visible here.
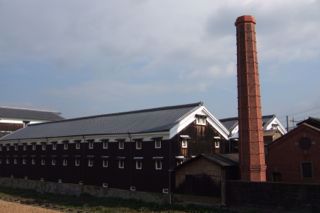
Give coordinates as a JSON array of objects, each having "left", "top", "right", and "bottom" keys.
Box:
[
  {"left": 0, "top": 107, "right": 63, "bottom": 122},
  {"left": 1, "top": 102, "right": 202, "bottom": 140}
]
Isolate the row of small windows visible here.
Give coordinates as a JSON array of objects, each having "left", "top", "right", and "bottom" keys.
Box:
[
  {"left": 0, "top": 158, "right": 163, "bottom": 170},
  {"left": 0, "top": 138, "right": 162, "bottom": 151}
]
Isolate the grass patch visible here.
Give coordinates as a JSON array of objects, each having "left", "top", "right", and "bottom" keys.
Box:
[{"left": 0, "top": 186, "right": 232, "bottom": 212}]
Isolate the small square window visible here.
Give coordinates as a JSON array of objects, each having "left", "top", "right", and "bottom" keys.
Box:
[
  {"left": 75, "top": 140, "right": 81, "bottom": 150},
  {"left": 102, "top": 140, "right": 108, "bottom": 149},
  {"left": 301, "top": 162, "right": 313, "bottom": 178},
  {"left": 75, "top": 159, "right": 80, "bottom": 167},
  {"left": 118, "top": 140, "right": 125, "bottom": 150},
  {"left": 14, "top": 144, "right": 18, "bottom": 151},
  {"left": 135, "top": 160, "right": 142, "bottom": 170},
  {"left": 51, "top": 159, "right": 56, "bottom": 166},
  {"left": 6, "top": 158, "right": 10, "bottom": 164},
  {"left": 6, "top": 145, "right": 10, "bottom": 151},
  {"left": 214, "top": 141, "right": 220, "bottom": 148},
  {"left": 22, "top": 158, "right": 26, "bottom": 165},
  {"left": 181, "top": 139, "right": 188, "bottom": 148},
  {"left": 88, "top": 159, "right": 94, "bottom": 167},
  {"left": 32, "top": 143, "right": 36, "bottom": 151},
  {"left": 88, "top": 140, "right": 94, "bottom": 149},
  {"left": 52, "top": 143, "right": 57, "bottom": 150},
  {"left": 63, "top": 159, "right": 68, "bottom": 166},
  {"left": 31, "top": 158, "right": 35, "bottom": 165},
  {"left": 41, "top": 159, "right": 46, "bottom": 166},
  {"left": 23, "top": 144, "right": 27, "bottom": 151},
  {"left": 118, "top": 160, "right": 124, "bottom": 169},
  {"left": 196, "top": 115, "right": 207, "bottom": 125},
  {"left": 155, "top": 138, "right": 162, "bottom": 149},
  {"left": 155, "top": 160, "right": 162, "bottom": 170},
  {"left": 135, "top": 140, "right": 142, "bottom": 150},
  {"left": 42, "top": 143, "right": 46, "bottom": 151},
  {"left": 63, "top": 141, "right": 69, "bottom": 150},
  {"left": 13, "top": 158, "right": 17, "bottom": 164},
  {"left": 103, "top": 159, "right": 108, "bottom": 168}
]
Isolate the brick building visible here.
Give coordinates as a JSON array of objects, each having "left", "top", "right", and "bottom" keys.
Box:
[{"left": 267, "top": 117, "right": 320, "bottom": 183}]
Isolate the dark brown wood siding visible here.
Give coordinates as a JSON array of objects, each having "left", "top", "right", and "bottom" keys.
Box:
[
  {"left": 0, "top": 138, "right": 171, "bottom": 192},
  {"left": 0, "top": 120, "right": 227, "bottom": 192}
]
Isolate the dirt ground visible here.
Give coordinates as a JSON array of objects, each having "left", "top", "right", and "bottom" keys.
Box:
[{"left": 0, "top": 199, "right": 60, "bottom": 213}]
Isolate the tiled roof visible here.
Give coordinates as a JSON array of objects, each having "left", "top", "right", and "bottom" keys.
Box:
[
  {"left": 220, "top": 115, "right": 276, "bottom": 132},
  {"left": 298, "top": 117, "right": 320, "bottom": 129},
  {"left": 0, "top": 107, "right": 64, "bottom": 122},
  {"left": 1, "top": 102, "right": 202, "bottom": 140},
  {"left": 219, "top": 117, "right": 238, "bottom": 132}
]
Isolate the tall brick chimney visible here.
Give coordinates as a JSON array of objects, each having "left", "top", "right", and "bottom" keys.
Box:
[{"left": 235, "top": 15, "right": 266, "bottom": 181}]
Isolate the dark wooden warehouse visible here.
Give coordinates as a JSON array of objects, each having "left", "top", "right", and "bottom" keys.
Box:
[{"left": 0, "top": 102, "right": 230, "bottom": 193}]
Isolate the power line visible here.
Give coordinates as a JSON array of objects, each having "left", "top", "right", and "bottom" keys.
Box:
[
  {"left": 278, "top": 106, "right": 320, "bottom": 121},
  {"left": 287, "top": 106, "right": 320, "bottom": 117}
]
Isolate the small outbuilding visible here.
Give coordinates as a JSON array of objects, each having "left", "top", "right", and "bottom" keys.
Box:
[{"left": 175, "top": 153, "right": 239, "bottom": 196}]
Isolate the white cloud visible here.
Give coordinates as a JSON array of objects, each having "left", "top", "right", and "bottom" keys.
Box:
[{"left": 0, "top": 0, "right": 319, "bottom": 117}]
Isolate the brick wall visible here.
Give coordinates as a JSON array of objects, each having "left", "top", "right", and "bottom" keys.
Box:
[{"left": 268, "top": 124, "right": 320, "bottom": 183}]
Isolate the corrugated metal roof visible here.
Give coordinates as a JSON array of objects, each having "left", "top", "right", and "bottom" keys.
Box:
[
  {"left": 1, "top": 102, "right": 202, "bottom": 140},
  {"left": 0, "top": 107, "right": 64, "bottom": 121}
]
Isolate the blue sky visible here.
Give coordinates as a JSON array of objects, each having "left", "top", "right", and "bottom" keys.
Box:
[{"left": 1, "top": 0, "right": 320, "bottom": 127}]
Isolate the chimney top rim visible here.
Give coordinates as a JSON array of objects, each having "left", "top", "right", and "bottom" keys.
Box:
[{"left": 235, "top": 15, "right": 256, "bottom": 26}]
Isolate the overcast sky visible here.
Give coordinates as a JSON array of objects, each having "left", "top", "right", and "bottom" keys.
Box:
[{"left": 1, "top": 0, "right": 319, "bottom": 126}]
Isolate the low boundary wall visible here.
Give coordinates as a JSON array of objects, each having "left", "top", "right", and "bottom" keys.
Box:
[
  {"left": 0, "top": 177, "right": 224, "bottom": 207},
  {"left": 0, "top": 177, "right": 169, "bottom": 204},
  {"left": 226, "top": 180, "right": 320, "bottom": 209}
]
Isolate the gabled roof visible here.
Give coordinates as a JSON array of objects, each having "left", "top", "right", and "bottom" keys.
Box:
[
  {"left": 1, "top": 102, "right": 207, "bottom": 141},
  {"left": 219, "top": 117, "right": 239, "bottom": 132},
  {"left": 0, "top": 107, "right": 64, "bottom": 122},
  {"left": 220, "top": 114, "right": 287, "bottom": 136},
  {"left": 220, "top": 115, "right": 275, "bottom": 131},
  {"left": 297, "top": 117, "right": 320, "bottom": 129},
  {"left": 268, "top": 122, "right": 320, "bottom": 149}
]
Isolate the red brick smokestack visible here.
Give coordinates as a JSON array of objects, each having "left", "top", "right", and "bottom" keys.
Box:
[{"left": 235, "top": 15, "right": 266, "bottom": 181}]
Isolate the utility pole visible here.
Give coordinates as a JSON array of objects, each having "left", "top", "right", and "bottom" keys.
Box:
[
  {"left": 290, "top": 117, "right": 296, "bottom": 128},
  {"left": 286, "top": 116, "right": 289, "bottom": 132}
]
